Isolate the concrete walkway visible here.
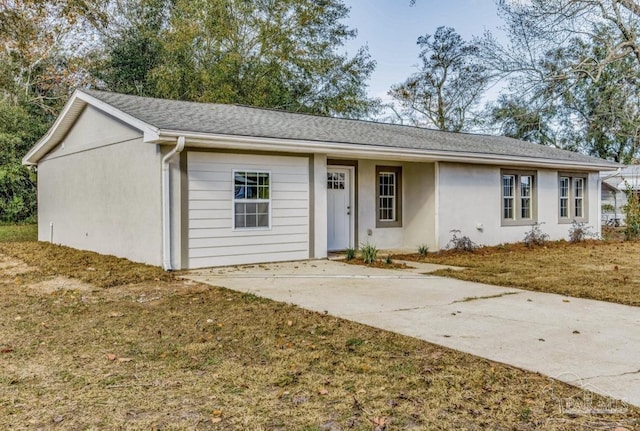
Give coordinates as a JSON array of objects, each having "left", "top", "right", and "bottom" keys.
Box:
[{"left": 183, "top": 259, "right": 640, "bottom": 407}]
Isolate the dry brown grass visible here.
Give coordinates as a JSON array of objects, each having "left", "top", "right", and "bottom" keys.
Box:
[
  {"left": 0, "top": 240, "right": 638, "bottom": 429},
  {"left": 397, "top": 240, "right": 640, "bottom": 307}
]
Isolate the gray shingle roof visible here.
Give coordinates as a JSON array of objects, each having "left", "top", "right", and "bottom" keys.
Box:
[{"left": 83, "top": 89, "right": 618, "bottom": 167}]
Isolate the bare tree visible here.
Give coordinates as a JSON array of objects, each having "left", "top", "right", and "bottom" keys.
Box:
[{"left": 389, "top": 27, "right": 489, "bottom": 132}]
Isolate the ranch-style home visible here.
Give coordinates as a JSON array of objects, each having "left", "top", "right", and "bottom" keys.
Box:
[{"left": 23, "top": 89, "right": 619, "bottom": 270}]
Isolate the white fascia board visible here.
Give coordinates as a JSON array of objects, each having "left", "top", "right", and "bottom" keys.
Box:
[
  {"left": 22, "top": 89, "right": 159, "bottom": 165},
  {"left": 22, "top": 90, "right": 85, "bottom": 165},
  {"left": 155, "top": 129, "right": 619, "bottom": 172}
]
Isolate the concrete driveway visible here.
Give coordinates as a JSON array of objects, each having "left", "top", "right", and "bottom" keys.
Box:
[{"left": 183, "top": 259, "right": 640, "bottom": 407}]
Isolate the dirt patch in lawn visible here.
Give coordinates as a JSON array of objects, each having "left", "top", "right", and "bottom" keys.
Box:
[
  {"left": 396, "top": 240, "right": 640, "bottom": 307},
  {"left": 0, "top": 241, "right": 638, "bottom": 429},
  {"left": 0, "top": 241, "right": 173, "bottom": 288}
]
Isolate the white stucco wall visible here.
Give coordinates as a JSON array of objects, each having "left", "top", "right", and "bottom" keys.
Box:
[
  {"left": 356, "top": 160, "right": 436, "bottom": 251},
  {"left": 37, "top": 106, "right": 163, "bottom": 265},
  {"left": 437, "top": 163, "right": 601, "bottom": 249}
]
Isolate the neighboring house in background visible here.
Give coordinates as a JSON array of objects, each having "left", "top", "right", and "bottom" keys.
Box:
[
  {"left": 23, "top": 90, "right": 619, "bottom": 270},
  {"left": 600, "top": 165, "right": 640, "bottom": 226}
]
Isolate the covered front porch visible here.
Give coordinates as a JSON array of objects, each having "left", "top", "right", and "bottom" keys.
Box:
[{"left": 320, "top": 157, "right": 437, "bottom": 254}]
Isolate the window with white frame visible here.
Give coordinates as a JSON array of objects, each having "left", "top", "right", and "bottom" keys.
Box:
[
  {"left": 559, "top": 174, "right": 588, "bottom": 222},
  {"left": 233, "top": 171, "right": 270, "bottom": 229},
  {"left": 376, "top": 166, "right": 402, "bottom": 228},
  {"left": 559, "top": 176, "right": 570, "bottom": 218},
  {"left": 501, "top": 170, "right": 536, "bottom": 225}
]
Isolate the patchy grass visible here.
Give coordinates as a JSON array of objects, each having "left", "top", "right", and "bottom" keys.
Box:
[
  {"left": 0, "top": 224, "right": 37, "bottom": 242},
  {"left": 0, "top": 241, "right": 173, "bottom": 288},
  {"left": 0, "top": 237, "right": 638, "bottom": 429},
  {"left": 398, "top": 240, "right": 640, "bottom": 307}
]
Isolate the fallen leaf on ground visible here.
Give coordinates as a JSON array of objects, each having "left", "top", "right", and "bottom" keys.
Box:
[
  {"left": 106, "top": 353, "right": 117, "bottom": 361},
  {"left": 318, "top": 387, "right": 329, "bottom": 395},
  {"left": 117, "top": 357, "right": 133, "bottom": 362},
  {"left": 373, "top": 416, "right": 387, "bottom": 425}
]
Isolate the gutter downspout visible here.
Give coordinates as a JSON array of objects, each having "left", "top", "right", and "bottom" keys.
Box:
[{"left": 162, "top": 136, "right": 185, "bottom": 271}]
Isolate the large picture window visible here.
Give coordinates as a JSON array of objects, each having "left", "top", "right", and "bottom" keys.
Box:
[
  {"left": 501, "top": 170, "right": 536, "bottom": 225},
  {"left": 233, "top": 171, "right": 270, "bottom": 229},
  {"left": 376, "top": 166, "right": 402, "bottom": 228},
  {"left": 559, "top": 173, "right": 588, "bottom": 222}
]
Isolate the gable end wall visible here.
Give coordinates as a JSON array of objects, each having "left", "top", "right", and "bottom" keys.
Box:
[{"left": 37, "top": 106, "right": 163, "bottom": 265}]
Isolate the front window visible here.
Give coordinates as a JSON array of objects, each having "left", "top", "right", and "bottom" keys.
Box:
[
  {"left": 233, "top": 171, "right": 270, "bottom": 229},
  {"left": 559, "top": 177, "right": 569, "bottom": 218},
  {"left": 503, "top": 175, "right": 515, "bottom": 219},
  {"left": 378, "top": 172, "right": 396, "bottom": 221},
  {"left": 501, "top": 170, "right": 536, "bottom": 225},
  {"left": 376, "top": 166, "right": 402, "bottom": 228},
  {"left": 574, "top": 178, "right": 584, "bottom": 218},
  {"left": 558, "top": 173, "right": 588, "bottom": 223}
]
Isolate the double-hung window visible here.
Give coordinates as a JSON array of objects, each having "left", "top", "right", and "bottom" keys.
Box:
[
  {"left": 501, "top": 170, "right": 536, "bottom": 225},
  {"left": 558, "top": 174, "right": 588, "bottom": 222},
  {"left": 233, "top": 171, "right": 270, "bottom": 229},
  {"left": 376, "top": 166, "right": 402, "bottom": 228}
]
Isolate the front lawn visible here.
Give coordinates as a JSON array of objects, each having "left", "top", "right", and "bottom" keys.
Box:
[
  {"left": 0, "top": 224, "right": 37, "bottom": 243},
  {"left": 401, "top": 240, "right": 640, "bottom": 307},
  {"left": 0, "top": 234, "right": 638, "bottom": 429}
]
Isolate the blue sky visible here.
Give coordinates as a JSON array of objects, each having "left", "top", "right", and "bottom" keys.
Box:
[{"left": 343, "top": 0, "right": 506, "bottom": 103}]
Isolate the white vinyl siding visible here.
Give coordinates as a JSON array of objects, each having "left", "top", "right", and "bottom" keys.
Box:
[{"left": 187, "top": 152, "right": 309, "bottom": 268}]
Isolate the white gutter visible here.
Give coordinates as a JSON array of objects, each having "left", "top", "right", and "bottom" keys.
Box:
[
  {"left": 161, "top": 136, "right": 185, "bottom": 271},
  {"left": 153, "top": 130, "right": 619, "bottom": 171}
]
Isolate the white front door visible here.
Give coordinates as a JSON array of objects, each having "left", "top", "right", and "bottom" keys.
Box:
[{"left": 327, "top": 167, "right": 353, "bottom": 251}]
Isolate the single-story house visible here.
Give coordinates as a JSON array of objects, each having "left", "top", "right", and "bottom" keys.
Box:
[{"left": 23, "top": 89, "right": 619, "bottom": 270}]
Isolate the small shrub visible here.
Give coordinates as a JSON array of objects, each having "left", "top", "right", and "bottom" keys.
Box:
[
  {"left": 360, "top": 243, "right": 378, "bottom": 264},
  {"left": 523, "top": 222, "right": 549, "bottom": 248},
  {"left": 446, "top": 229, "right": 479, "bottom": 252},
  {"left": 417, "top": 244, "right": 429, "bottom": 257},
  {"left": 385, "top": 254, "right": 393, "bottom": 265},
  {"left": 568, "top": 220, "right": 597, "bottom": 243},
  {"left": 601, "top": 203, "right": 615, "bottom": 213},
  {"left": 344, "top": 247, "right": 356, "bottom": 261}
]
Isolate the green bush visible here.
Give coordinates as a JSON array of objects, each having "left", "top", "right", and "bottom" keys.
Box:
[
  {"left": 344, "top": 247, "right": 356, "bottom": 261},
  {"left": 359, "top": 243, "right": 378, "bottom": 264},
  {"left": 623, "top": 184, "right": 640, "bottom": 240},
  {"left": 417, "top": 244, "right": 429, "bottom": 257}
]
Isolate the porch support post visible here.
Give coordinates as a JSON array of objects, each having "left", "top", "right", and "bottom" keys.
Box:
[{"left": 313, "top": 154, "right": 328, "bottom": 259}]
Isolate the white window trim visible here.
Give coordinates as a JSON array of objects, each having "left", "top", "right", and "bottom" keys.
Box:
[
  {"left": 376, "top": 166, "right": 402, "bottom": 228},
  {"left": 558, "top": 173, "right": 589, "bottom": 223},
  {"left": 501, "top": 169, "right": 537, "bottom": 226},
  {"left": 232, "top": 170, "right": 272, "bottom": 231},
  {"left": 378, "top": 172, "right": 396, "bottom": 222}
]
